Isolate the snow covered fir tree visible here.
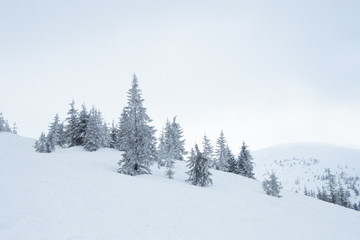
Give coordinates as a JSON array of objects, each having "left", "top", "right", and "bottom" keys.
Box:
[
  {"left": 215, "top": 130, "right": 230, "bottom": 171},
  {"left": 34, "top": 101, "right": 109, "bottom": 153},
  {"left": 202, "top": 134, "right": 214, "bottom": 168},
  {"left": 235, "top": 141, "right": 255, "bottom": 179},
  {"left": 0, "top": 112, "right": 17, "bottom": 134},
  {"left": 262, "top": 172, "right": 282, "bottom": 197},
  {"left": 84, "top": 106, "right": 109, "bottom": 151},
  {"left": 157, "top": 117, "right": 186, "bottom": 178},
  {"left": 117, "top": 74, "right": 157, "bottom": 176},
  {"left": 186, "top": 144, "right": 213, "bottom": 187}
]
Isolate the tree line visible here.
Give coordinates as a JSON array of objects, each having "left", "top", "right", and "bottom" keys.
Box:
[
  {"left": 34, "top": 74, "right": 255, "bottom": 187},
  {"left": 304, "top": 168, "right": 359, "bottom": 210}
]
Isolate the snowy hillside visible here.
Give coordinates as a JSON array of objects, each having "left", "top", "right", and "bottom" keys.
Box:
[
  {"left": 253, "top": 143, "right": 360, "bottom": 204},
  {"left": 1, "top": 133, "right": 360, "bottom": 240}
]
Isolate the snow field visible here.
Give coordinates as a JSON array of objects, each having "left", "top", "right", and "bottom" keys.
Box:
[{"left": 1, "top": 133, "right": 360, "bottom": 240}]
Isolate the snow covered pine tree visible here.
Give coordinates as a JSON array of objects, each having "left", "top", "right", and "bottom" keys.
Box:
[
  {"left": 235, "top": 141, "right": 255, "bottom": 179},
  {"left": 118, "top": 74, "right": 157, "bottom": 176},
  {"left": 262, "top": 172, "right": 282, "bottom": 197},
  {"left": 34, "top": 132, "right": 49, "bottom": 153},
  {"left": 202, "top": 134, "right": 215, "bottom": 168},
  {"left": 186, "top": 144, "right": 213, "bottom": 187},
  {"left": 215, "top": 130, "right": 229, "bottom": 171}
]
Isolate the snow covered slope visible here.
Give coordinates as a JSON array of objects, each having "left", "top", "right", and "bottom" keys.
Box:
[
  {"left": 253, "top": 143, "right": 360, "bottom": 203},
  {"left": 1, "top": 133, "right": 360, "bottom": 240}
]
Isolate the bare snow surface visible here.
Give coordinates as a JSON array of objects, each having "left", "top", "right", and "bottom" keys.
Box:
[{"left": 1, "top": 132, "right": 359, "bottom": 240}]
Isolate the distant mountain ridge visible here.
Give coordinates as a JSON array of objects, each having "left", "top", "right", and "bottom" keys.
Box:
[{"left": 253, "top": 142, "right": 360, "bottom": 204}]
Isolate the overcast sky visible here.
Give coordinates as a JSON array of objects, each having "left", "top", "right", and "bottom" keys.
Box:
[{"left": 1, "top": 0, "right": 359, "bottom": 151}]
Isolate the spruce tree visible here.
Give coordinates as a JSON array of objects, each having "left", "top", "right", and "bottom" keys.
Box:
[
  {"left": 65, "top": 100, "right": 80, "bottom": 147},
  {"left": 0, "top": 113, "right": 4, "bottom": 131},
  {"left": 117, "top": 108, "right": 129, "bottom": 151},
  {"left": 157, "top": 117, "right": 185, "bottom": 177},
  {"left": 57, "top": 122, "right": 66, "bottom": 147},
  {"left": 215, "top": 130, "right": 229, "bottom": 171},
  {"left": 235, "top": 141, "right": 255, "bottom": 179},
  {"left": 84, "top": 107, "right": 105, "bottom": 151},
  {"left": 101, "top": 122, "right": 111, "bottom": 148},
  {"left": 186, "top": 144, "right": 213, "bottom": 187},
  {"left": 118, "top": 74, "right": 157, "bottom": 176},
  {"left": 34, "top": 132, "right": 49, "bottom": 153},
  {"left": 170, "top": 116, "right": 186, "bottom": 161},
  {"left": 109, "top": 120, "right": 119, "bottom": 149},
  {"left": 337, "top": 180, "right": 350, "bottom": 207},
  {"left": 325, "top": 168, "right": 337, "bottom": 204},
  {"left": 226, "top": 146, "right": 237, "bottom": 173},
  {"left": 46, "top": 114, "right": 61, "bottom": 152},
  {"left": 157, "top": 128, "right": 167, "bottom": 167},
  {"left": 78, "top": 103, "right": 89, "bottom": 145},
  {"left": 202, "top": 134, "right": 215, "bottom": 168},
  {"left": 165, "top": 155, "right": 175, "bottom": 179},
  {"left": 4, "top": 120, "right": 11, "bottom": 132},
  {"left": 262, "top": 172, "right": 282, "bottom": 197}
]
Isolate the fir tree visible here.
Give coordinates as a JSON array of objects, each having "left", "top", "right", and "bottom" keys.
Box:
[
  {"left": 46, "top": 114, "right": 61, "bottom": 152},
  {"left": 78, "top": 103, "right": 89, "bottom": 145},
  {"left": 34, "top": 132, "right": 49, "bottom": 153},
  {"left": 325, "top": 168, "right": 337, "bottom": 204},
  {"left": 202, "top": 134, "right": 215, "bottom": 168},
  {"left": 157, "top": 128, "right": 167, "bottom": 167},
  {"left": 262, "top": 172, "right": 282, "bottom": 197},
  {"left": 158, "top": 118, "right": 185, "bottom": 177},
  {"left": 215, "top": 130, "right": 229, "bottom": 171},
  {"left": 101, "top": 122, "right": 111, "bottom": 148},
  {"left": 4, "top": 120, "right": 11, "bottom": 132},
  {"left": 226, "top": 146, "right": 237, "bottom": 173},
  {"left": 235, "top": 141, "right": 255, "bottom": 179},
  {"left": 0, "top": 113, "right": 4, "bottom": 131},
  {"left": 170, "top": 116, "right": 186, "bottom": 161},
  {"left": 117, "top": 108, "right": 129, "bottom": 151},
  {"left": 57, "top": 122, "right": 66, "bottom": 147},
  {"left": 165, "top": 156, "right": 175, "bottom": 179},
  {"left": 109, "top": 120, "right": 119, "bottom": 149},
  {"left": 186, "top": 144, "right": 213, "bottom": 187},
  {"left": 337, "top": 180, "right": 350, "bottom": 207},
  {"left": 118, "top": 74, "right": 157, "bottom": 176},
  {"left": 84, "top": 107, "right": 105, "bottom": 151},
  {"left": 65, "top": 100, "right": 80, "bottom": 147}
]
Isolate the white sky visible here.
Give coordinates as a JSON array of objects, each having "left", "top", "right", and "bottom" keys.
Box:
[{"left": 1, "top": 0, "right": 360, "bottom": 151}]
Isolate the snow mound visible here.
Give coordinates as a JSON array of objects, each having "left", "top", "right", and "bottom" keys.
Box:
[{"left": 1, "top": 133, "right": 360, "bottom": 240}]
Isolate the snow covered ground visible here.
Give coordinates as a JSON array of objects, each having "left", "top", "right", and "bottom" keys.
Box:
[
  {"left": 1, "top": 132, "right": 360, "bottom": 240},
  {"left": 253, "top": 143, "right": 360, "bottom": 204}
]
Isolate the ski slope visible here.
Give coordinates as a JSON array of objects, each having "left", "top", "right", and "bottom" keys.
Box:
[{"left": 1, "top": 133, "right": 359, "bottom": 240}]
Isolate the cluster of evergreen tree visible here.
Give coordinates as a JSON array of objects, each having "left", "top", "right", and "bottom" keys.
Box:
[
  {"left": 304, "top": 168, "right": 355, "bottom": 210},
  {"left": 0, "top": 112, "right": 17, "bottom": 134},
  {"left": 34, "top": 74, "right": 257, "bottom": 189},
  {"left": 35, "top": 102, "right": 110, "bottom": 153},
  {"left": 201, "top": 130, "right": 255, "bottom": 179}
]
